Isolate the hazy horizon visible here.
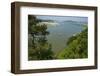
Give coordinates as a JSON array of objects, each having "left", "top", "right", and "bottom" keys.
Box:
[{"left": 36, "top": 15, "right": 88, "bottom": 23}]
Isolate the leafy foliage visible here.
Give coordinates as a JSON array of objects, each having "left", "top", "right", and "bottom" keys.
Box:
[
  {"left": 28, "top": 15, "right": 53, "bottom": 60},
  {"left": 57, "top": 27, "right": 88, "bottom": 59}
]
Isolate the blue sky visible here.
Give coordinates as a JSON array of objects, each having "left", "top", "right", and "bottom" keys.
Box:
[{"left": 36, "top": 15, "right": 88, "bottom": 22}]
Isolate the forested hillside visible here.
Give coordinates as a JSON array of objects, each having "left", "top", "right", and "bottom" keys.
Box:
[{"left": 57, "top": 26, "right": 88, "bottom": 59}]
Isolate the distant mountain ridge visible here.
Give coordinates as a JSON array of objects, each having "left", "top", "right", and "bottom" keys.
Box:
[{"left": 63, "top": 20, "right": 88, "bottom": 24}]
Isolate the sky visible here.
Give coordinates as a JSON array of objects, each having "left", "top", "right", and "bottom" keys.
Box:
[{"left": 36, "top": 15, "right": 88, "bottom": 22}]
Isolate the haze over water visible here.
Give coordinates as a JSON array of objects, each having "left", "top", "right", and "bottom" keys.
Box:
[{"left": 36, "top": 15, "right": 88, "bottom": 53}]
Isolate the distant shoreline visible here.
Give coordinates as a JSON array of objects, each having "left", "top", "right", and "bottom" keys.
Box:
[{"left": 38, "top": 22, "right": 59, "bottom": 26}]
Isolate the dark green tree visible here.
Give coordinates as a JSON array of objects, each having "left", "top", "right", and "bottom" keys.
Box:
[{"left": 28, "top": 15, "right": 53, "bottom": 60}]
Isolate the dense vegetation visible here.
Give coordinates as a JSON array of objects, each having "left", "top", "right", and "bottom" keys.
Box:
[
  {"left": 57, "top": 26, "right": 88, "bottom": 59},
  {"left": 28, "top": 15, "right": 88, "bottom": 60},
  {"left": 28, "top": 15, "right": 53, "bottom": 60}
]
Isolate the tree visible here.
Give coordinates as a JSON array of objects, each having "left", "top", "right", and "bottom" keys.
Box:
[
  {"left": 57, "top": 26, "right": 88, "bottom": 59},
  {"left": 28, "top": 15, "right": 53, "bottom": 60}
]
